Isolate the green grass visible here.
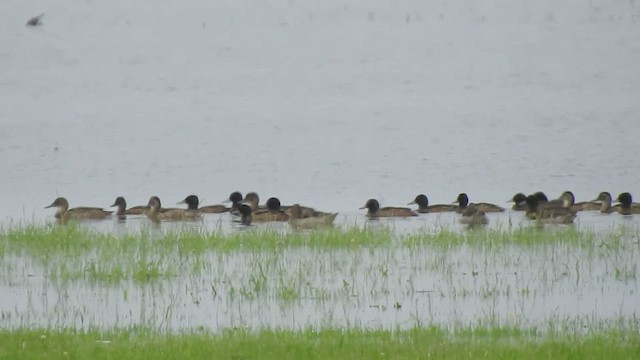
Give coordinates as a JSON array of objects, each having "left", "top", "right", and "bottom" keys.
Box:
[
  {"left": 0, "top": 224, "right": 634, "bottom": 284},
  {"left": 0, "top": 326, "right": 638, "bottom": 359}
]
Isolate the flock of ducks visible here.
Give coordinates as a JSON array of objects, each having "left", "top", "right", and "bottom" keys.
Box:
[
  {"left": 45, "top": 190, "right": 640, "bottom": 228},
  {"left": 45, "top": 192, "right": 338, "bottom": 229}
]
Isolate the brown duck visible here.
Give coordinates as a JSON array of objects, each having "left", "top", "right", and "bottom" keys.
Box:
[
  {"left": 613, "top": 193, "right": 640, "bottom": 215},
  {"left": 251, "top": 197, "right": 289, "bottom": 222},
  {"left": 524, "top": 195, "right": 576, "bottom": 224},
  {"left": 408, "top": 194, "right": 457, "bottom": 213},
  {"left": 288, "top": 204, "right": 338, "bottom": 229},
  {"left": 45, "top": 197, "right": 112, "bottom": 221},
  {"left": 111, "top": 196, "right": 148, "bottom": 216},
  {"left": 360, "top": 199, "right": 418, "bottom": 218},
  {"left": 145, "top": 196, "right": 200, "bottom": 222},
  {"left": 454, "top": 193, "right": 505, "bottom": 213},
  {"left": 507, "top": 193, "right": 528, "bottom": 211},
  {"left": 179, "top": 195, "right": 229, "bottom": 213}
]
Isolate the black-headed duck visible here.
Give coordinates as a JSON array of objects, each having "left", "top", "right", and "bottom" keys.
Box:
[
  {"left": 454, "top": 193, "right": 505, "bottom": 213},
  {"left": 507, "top": 193, "right": 528, "bottom": 211},
  {"left": 360, "top": 199, "right": 418, "bottom": 218},
  {"left": 614, "top": 193, "right": 640, "bottom": 215},
  {"left": 251, "top": 197, "right": 289, "bottom": 222},
  {"left": 408, "top": 194, "right": 457, "bottom": 213},
  {"left": 225, "top": 191, "right": 244, "bottom": 216},
  {"left": 237, "top": 204, "right": 253, "bottom": 225},
  {"left": 179, "top": 195, "right": 229, "bottom": 214},
  {"left": 533, "top": 191, "right": 549, "bottom": 203},
  {"left": 145, "top": 196, "right": 200, "bottom": 222},
  {"left": 111, "top": 196, "right": 147, "bottom": 216},
  {"left": 288, "top": 204, "right": 338, "bottom": 229},
  {"left": 524, "top": 195, "right": 576, "bottom": 224},
  {"left": 45, "top": 197, "right": 112, "bottom": 220}
]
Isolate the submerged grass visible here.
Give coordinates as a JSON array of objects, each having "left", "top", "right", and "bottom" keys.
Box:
[
  {"left": 0, "top": 326, "right": 638, "bottom": 359},
  {"left": 0, "top": 223, "right": 634, "bottom": 284}
]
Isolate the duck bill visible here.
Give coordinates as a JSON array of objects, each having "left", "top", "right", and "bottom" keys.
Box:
[
  {"left": 358, "top": 206, "right": 367, "bottom": 210},
  {"left": 176, "top": 200, "right": 186, "bottom": 205},
  {"left": 44, "top": 202, "right": 56, "bottom": 209},
  {"left": 110, "top": 202, "right": 118, "bottom": 207},
  {"left": 407, "top": 201, "right": 416, "bottom": 206}
]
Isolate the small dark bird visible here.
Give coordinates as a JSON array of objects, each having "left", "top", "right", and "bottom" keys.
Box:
[{"left": 26, "top": 13, "right": 44, "bottom": 26}]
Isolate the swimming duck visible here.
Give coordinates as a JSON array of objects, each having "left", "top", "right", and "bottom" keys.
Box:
[
  {"left": 243, "top": 192, "right": 262, "bottom": 211},
  {"left": 524, "top": 195, "right": 576, "bottom": 224},
  {"left": 110, "top": 196, "right": 148, "bottom": 217},
  {"left": 592, "top": 192, "right": 620, "bottom": 213},
  {"left": 145, "top": 196, "right": 200, "bottom": 222},
  {"left": 507, "top": 193, "right": 528, "bottom": 211},
  {"left": 251, "top": 197, "right": 289, "bottom": 222},
  {"left": 225, "top": 191, "right": 244, "bottom": 216},
  {"left": 454, "top": 193, "right": 505, "bottom": 213},
  {"left": 408, "top": 194, "right": 457, "bottom": 213},
  {"left": 533, "top": 191, "right": 549, "bottom": 203},
  {"left": 280, "top": 202, "right": 321, "bottom": 218},
  {"left": 458, "top": 205, "right": 489, "bottom": 227},
  {"left": 179, "top": 195, "right": 229, "bottom": 213},
  {"left": 360, "top": 199, "right": 418, "bottom": 218},
  {"left": 237, "top": 204, "right": 253, "bottom": 225},
  {"left": 614, "top": 193, "right": 640, "bottom": 215},
  {"left": 45, "top": 197, "right": 112, "bottom": 220},
  {"left": 560, "top": 191, "right": 600, "bottom": 211},
  {"left": 288, "top": 204, "right": 338, "bottom": 229}
]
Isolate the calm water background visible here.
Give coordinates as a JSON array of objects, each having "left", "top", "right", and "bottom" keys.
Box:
[
  {"left": 1, "top": 0, "right": 640, "bottom": 332},
  {"left": 1, "top": 0, "right": 640, "bottom": 223}
]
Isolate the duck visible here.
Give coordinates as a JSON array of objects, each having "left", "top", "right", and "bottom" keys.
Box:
[
  {"left": 280, "top": 202, "right": 321, "bottom": 218},
  {"left": 145, "top": 196, "right": 200, "bottom": 222},
  {"left": 613, "top": 193, "right": 640, "bottom": 215},
  {"left": 507, "top": 193, "right": 528, "bottom": 211},
  {"left": 560, "top": 191, "right": 600, "bottom": 211},
  {"left": 360, "top": 199, "right": 418, "bottom": 218},
  {"left": 592, "top": 192, "right": 620, "bottom": 213},
  {"left": 458, "top": 205, "right": 489, "bottom": 227},
  {"left": 178, "top": 195, "right": 229, "bottom": 213},
  {"left": 110, "top": 196, "right": 148, "bottom": 217},
  {"left": 408, "top": 194, "right": 457, "bottom": 213},
  {"left": 524, "top": 195, "right": 576, "bottom": 224},
  {"left": 225, "top": 191, "right": 244, "bottom": 216},
  {"left": 243, "top": 192, "right": 262, "bottom": 211},
  {"left": 251, "top": 197, "right": 289, "bottom": 222},
  {"left": 533, "top": 191, "right": 549, "bottom": 203},
  {"left": 288, "top": 204, "right": 338, "bottom": 229},
  {"left": 45, "top": 197, "right": 112, "bottom": 220},
  {"left": 236, "top": 204, "right": 253, "bottom": 225},
  {"left": 454, "top": 193, "right": 505, "bottom": 213}
]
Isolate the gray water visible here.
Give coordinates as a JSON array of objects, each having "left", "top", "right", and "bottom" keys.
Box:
[{"left": 1, "top": 0, "right": 640, "bottom": 332}]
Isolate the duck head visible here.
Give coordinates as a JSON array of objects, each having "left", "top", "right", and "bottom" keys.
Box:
[{"left": 179, "top": 195, "right": 200, "bottom": 210}]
